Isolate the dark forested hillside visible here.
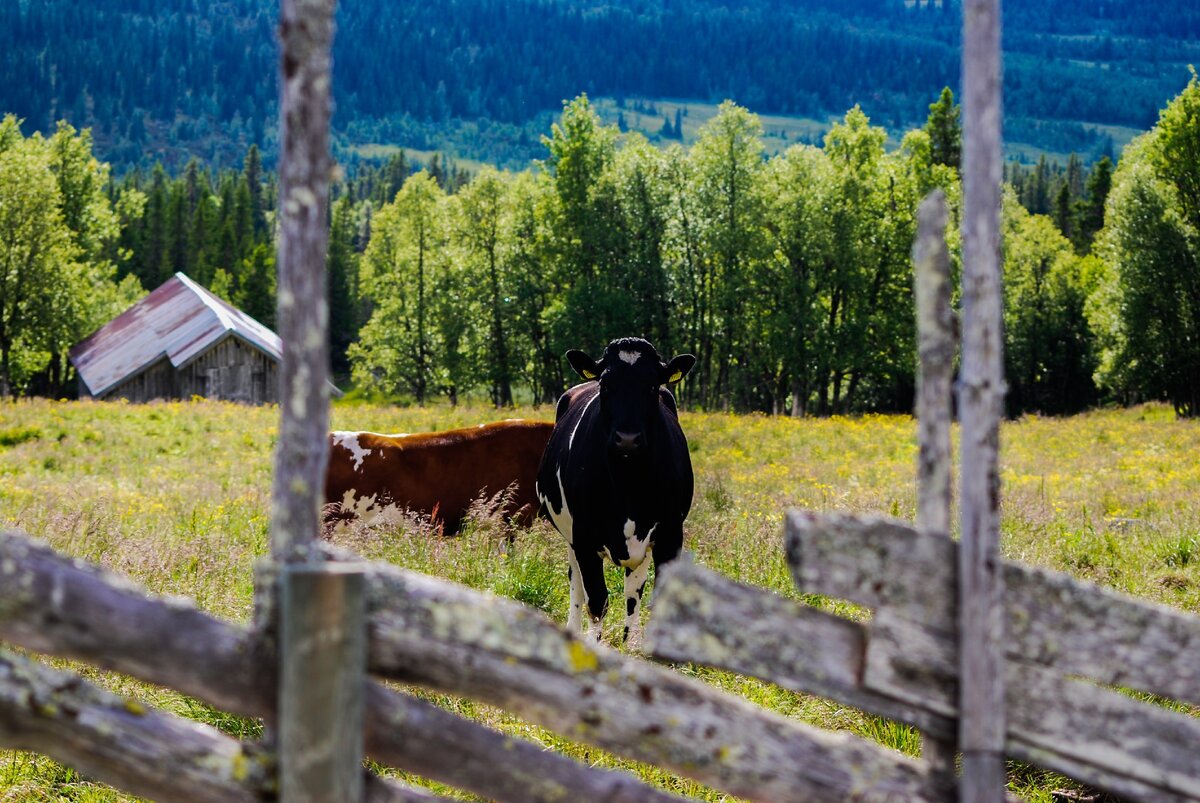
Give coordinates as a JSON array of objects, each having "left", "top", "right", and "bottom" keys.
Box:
[{"left": 2, "top": 0, "right": 1197, "bottom": 169}]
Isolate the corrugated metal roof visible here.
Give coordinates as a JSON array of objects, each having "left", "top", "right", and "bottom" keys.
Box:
[{"left": 69, "top": 273, "right": 283, "bottom": 397}]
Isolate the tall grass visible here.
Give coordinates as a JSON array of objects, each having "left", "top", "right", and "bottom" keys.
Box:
[{"left": 1, "top": 399, "right": 1198, "bottom": 800}]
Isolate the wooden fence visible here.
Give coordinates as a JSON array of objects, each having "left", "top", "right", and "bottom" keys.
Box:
[
  {"left": 649, "top": 514, "right": 1200, "bottom": 801},
  {"left": 1, "top": 528, "right": 941, "bottom": 802},
  {"left": 4, "top": 498, "right": 1200, "bottom": 801},
  {"left": 3, "top": 0, "right": 1199, "bottom": 799}
]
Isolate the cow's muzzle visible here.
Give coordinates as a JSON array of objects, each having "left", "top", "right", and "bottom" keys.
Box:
[{"left": 612, "top": 430, "right": 644, "bottom": 456}]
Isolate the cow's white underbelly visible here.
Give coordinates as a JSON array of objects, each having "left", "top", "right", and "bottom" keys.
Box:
[
  {"left": 538, "top": 468, "right": 575, "bottom": 545},
  {"left": 329, "top": 490, "right": 406, "bottom": 532},
  {"left": 614, "top": 519, "right": 655, "bottom": 568}
]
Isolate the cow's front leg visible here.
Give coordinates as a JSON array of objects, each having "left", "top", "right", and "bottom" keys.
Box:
[
  {"left": 622, "top": 559, "right": 651, "bottom": 650},
  {"left": 566, "top": 548, "right": 586, "bottom": 633},
  {"left": 573, "top": 547, "right": 608, "bottom": 641},
  {"left": 628, "top": 520, "right": 683, "bottom": 649},
  {"left": 651, "top": 521, "right": 683, "bottom": 569}
]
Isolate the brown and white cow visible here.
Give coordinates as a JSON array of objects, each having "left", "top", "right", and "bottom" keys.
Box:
[{"left": 324, "top": 419, "right": 554, "bottom": 534}]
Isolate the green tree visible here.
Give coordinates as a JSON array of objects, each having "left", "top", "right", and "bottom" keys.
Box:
[
  {"left": 1053, "top": 183, "right": 1073, "bottom": 241},
  {"left": 351, "top": 171, "right": 449, "bottom": 403},
  {"left": 43, "top": 121, "right": 144, "bottom": 394},
  {"left": 504, "top": 171, "right": 560, "bottom": 403},
  {"left": 661, "top": 144, "right": 705, "bottom": 407},
  {"left": 235, "top": 242, "right": 276, "bottom": 328},
  {"left": 817, "top": 106, "right": 892, "bottom": 413},
  {"left": 541, "top": 94, "right": 621, "bottom": 359},
  {"left": 924, "top": 86, "right": 962, "bottom": 170},
  {"left": 610, "top": 136, "right": 672, "bottom": 353},
  {"left": 456, "top": 167, "right": 516, "bottom": 407},
  {"left": 688, "top": 101, "right": 768, "bottom": 409},
  {"left": 1003, "top": 192, "right": 1098, "bottom": 414},
  {"left": 327, "top": 195, "right": 361, "bottom": 375},
  {"left": 431, "top": 227, "right": 477, "bottom": 406},
  {"left": 1095, "top": 75, "right": 1200, "bottom": 415},
  {"left": 0, "top": 118, "right": 144, "bottom": 396},
  {"left": 1074, "top": 156, "right": 1112, "bottom": 252},
  {"left": 0, "top": 128, "right": 76, "bottom": 395},
  {"left": 189, "top": 185, "right": 218, "bottom": 285},
  {"left": 762, "top": 143, "right": 836, "bottom": 415},
  {"left": 1024, "top": 155, "right": 1052, "bottom": 215},
  {"left": 136, "top": 164, "right": 170, "bottom": 288},
  {"left": 243, "top": 144, "right": 268, "bottom": 238}
]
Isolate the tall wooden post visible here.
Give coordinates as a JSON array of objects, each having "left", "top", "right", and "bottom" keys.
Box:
[
  {"left": 273, "top": 3, "right": 335, "bottom": 562},
  {"left": 958, "top": 0, "right": 1007, "bottom": 800},
  {"left": 273, "top": 1, "right": 366, "bottom": 800},
  {"left": 913, "top": 189, "right": 957, "bottom": 782}
]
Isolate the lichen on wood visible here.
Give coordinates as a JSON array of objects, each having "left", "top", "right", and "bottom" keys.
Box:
[{"left": 0, "top": 528, "right": 684, "bottom": 803}]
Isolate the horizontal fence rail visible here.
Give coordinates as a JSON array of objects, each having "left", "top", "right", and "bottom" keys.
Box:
[
  {"left": 340, "top": 544, "right": 947, "bottom": 803},
  {"left": 646, "top": 511, "right": 1200, "bottom": 802},
  {"left": 0, "top": 648, "right": 443, "bottom": 803},
  {"left": 785, "top": 511, "right": 1200, "bottom": 706},
  {"left": 0, "top": 529, "right": 683, "bottom": 803},
  {"left": 0, "top": 647, "right": 275, "bottom": 803}
]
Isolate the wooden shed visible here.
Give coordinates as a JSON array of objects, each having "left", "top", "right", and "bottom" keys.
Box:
[{"left": 69, "top": 273, "right": 286, "bottom": 404}]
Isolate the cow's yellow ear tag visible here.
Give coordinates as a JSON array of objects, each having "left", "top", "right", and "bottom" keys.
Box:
[
  {"left": 582, "top": 370, "right": 598, "bottom": 380},
  {"left": 668, "top": 371, "right": 683, "bottom": 383}
]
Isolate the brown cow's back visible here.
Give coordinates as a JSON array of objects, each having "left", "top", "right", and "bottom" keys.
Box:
[{"left": 324, "top": 419, "right": 554, "bottom": 534}]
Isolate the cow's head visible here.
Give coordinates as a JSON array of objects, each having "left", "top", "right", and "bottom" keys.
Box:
[{"left": 567, "top": 337, "right": 695, "bottom": 458}]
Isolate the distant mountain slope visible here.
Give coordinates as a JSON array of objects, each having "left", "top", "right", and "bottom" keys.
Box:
[{"left": 2, "top": 0, "right": 1196, "bottom": 169}]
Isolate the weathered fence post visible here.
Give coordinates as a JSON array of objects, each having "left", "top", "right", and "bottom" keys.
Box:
[
  {"left": 913, "top": 189, "right": 957, "bottom": 783},
  {"left": 958, "top": 0, "right": 1006, "bottom": 799},
  {"left": 914, "top": 190, "right": 954, "bottom": 541},
  {"left": 279, "top": 564, "right": 366, "bottom": 802},
  {"left": 273, "top": 0, "right": 365, "bottom": 801}
]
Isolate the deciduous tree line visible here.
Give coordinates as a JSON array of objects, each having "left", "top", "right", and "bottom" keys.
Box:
[
  {"left": 0, "top": 116, "right": 143, "bottom": 397},
  {"left": 347, "top": 81, "right": 1200, "bottom": 417},
  {"left": 3, "top": 76, "right": 1200, "bottom": 416},
  {"left": 349, "top": 96, "right": 960, "bottom": 413}
]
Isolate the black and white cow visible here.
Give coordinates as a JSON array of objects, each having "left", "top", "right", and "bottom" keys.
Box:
[{"left": 536, "top": 337, "right": 696, "bottom": 647}]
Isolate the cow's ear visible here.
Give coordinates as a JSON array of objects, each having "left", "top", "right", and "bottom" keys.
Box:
[
  {"left": 662, "top": 354, "right": 696, "bottom": 385},
  {"left": 567, "top": 349, "right": 602, "bottom": 381}
]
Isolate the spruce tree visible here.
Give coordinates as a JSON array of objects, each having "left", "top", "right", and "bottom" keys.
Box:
[
  {"left": 1076, "top": 156, "right": 1112, "bottom": 251},
  {"left": 1053, "top": 183, "right": 1073, "bottom": 240},
  {"left": 924, "top": 87, "right": 961, "bottom": 169},
  {"left": 327, "top": 195, "right": 359, "bottom": 374},
  {"left": 242, "top": 144, "right": 267, "bottom": 238}
]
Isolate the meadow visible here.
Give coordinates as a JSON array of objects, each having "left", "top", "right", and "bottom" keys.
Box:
[{"left": 1, "top": 398, "right": 1198, "bottom": 801}]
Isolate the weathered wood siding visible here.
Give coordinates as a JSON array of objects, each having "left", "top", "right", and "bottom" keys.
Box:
[
  {"left": 97, "top": 336, "right": 278, "bottom": 405},
  {"left": 179, "top": 336, "right": 278, "bottom": 404},
  {"left": 96, "top": 357, "right": 178, "bottom": 402}
]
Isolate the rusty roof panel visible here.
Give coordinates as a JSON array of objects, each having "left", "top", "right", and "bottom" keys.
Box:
[{"left": 69, "top": 273, "right": 283, "bottom": 397}]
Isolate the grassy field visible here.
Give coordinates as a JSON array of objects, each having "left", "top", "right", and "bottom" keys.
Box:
[
  {"left": 591, "top": 97, "right": 842, "bottom": 156},
  {"left": 344, "top": 143, "right": 495, "bottom": 176},
  {"left": 1, "top": 399, "right": 1199, "bottom": 800}
]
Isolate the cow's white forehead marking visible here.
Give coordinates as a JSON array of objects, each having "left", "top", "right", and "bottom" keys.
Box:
[
  {"left": 618, "top": 350, "right": 641, "bottom": 365},
  {"left": 331, "top": 431, "right": 373, "bottom": 471}
]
